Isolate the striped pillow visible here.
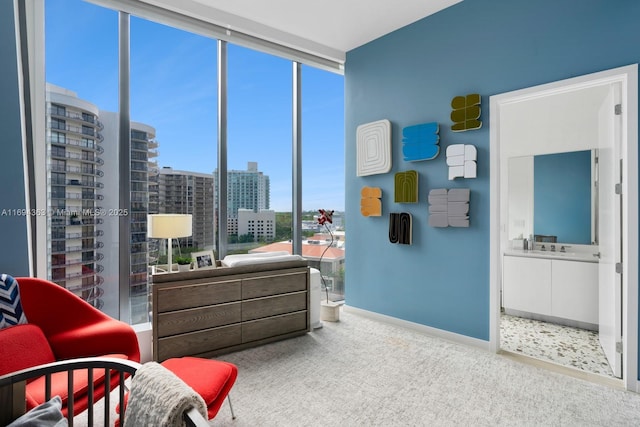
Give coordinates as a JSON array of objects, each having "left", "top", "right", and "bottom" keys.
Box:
[{"left": 0, "top": 274, "right": 28, "bottom": 330}]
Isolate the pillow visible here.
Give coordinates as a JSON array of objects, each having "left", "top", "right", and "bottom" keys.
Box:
[
  {"left": 6, "top": 396, "right": 68, "bottom": 427},
  {"left": 0, "top": 274, "right": 28, "bottom": 330}
]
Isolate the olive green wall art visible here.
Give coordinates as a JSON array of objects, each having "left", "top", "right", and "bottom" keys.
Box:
[
  {"left": 451, "top": 94, "right": 482, "bottom": 132},
  {"left": 394, "top": 170, "right": 419, "bottom": 203}
]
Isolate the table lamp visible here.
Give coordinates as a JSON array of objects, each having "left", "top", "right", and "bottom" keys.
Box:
[{"left": 148, "top": 214, "right": 192, "bottom": 272}]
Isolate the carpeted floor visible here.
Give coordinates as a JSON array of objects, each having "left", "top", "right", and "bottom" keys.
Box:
[
  {"left": 206, "top": 309, "right": 640, "bottom": 426},
  {"left": 76, "top": 309, "right": 640, "bottom": 426}
]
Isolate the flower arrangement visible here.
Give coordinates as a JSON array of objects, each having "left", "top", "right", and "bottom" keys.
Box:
[{"left": 317, "top": 209, "right": 334, "bottom": 304}]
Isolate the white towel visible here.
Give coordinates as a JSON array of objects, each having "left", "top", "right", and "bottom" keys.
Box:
[{"left": 123, "top": 362, "right": 207, "bottom": 427}]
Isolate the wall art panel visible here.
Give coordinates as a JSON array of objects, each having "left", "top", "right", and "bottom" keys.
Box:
[
  {"left": 446, "top": 144, "right": 477, "bottom": 179},
  {"left": 356, "top": 119, "right": 392, "bottom": 176},
  {"left": 389, "top": 212, "right": 412, "bottom": 245},
  {"left": 451, "top": 94, "right": 482, "bottom": 132},
  {"left": 428, "top": 188, "right": 470, "bottom": 227},
  {"left": 360, "top": 186, "right": 382, "bottom": 217},
  {"left": 402, "top": 122, "right": 440, "bottom": 161},
  {"left": 394, "top": 170, "right": 419, "bottom": 203}
]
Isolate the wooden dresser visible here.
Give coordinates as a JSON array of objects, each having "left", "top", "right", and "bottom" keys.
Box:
[{"left": 151, "top": 260, "right": 310, "bottom": 362}]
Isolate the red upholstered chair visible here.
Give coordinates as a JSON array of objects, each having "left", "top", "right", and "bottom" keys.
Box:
[{"left": 0, "top": 277, "right": 140, "bottom": 417}]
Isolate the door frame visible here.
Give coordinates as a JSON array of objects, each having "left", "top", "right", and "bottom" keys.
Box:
[{"left": 489, "top": 64, "right": 638, "bottom": 391}]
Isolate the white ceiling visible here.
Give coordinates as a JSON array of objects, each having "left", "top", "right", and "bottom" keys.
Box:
[{"left": 142, "top": 0, "right": 462, "bottom": 63}]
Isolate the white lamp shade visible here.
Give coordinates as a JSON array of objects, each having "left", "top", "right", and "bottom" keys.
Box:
[{"left": 147, "top": 214, "right": 193, "bottom": 238}]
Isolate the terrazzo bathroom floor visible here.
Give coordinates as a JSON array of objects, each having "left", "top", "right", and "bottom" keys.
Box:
[{"left": 500, "top": 313, "right": 614, "bottom": 378}]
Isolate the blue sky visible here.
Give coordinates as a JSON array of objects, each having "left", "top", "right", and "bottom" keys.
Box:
[{"left": 45, "top": 0, "right": 345, "bottom": 211}]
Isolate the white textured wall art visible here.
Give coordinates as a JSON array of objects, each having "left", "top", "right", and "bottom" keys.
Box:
[
  {"left": 356, "top": 119, "right": 392, "bottom": 176},
  {"left": 428, "top": 188, "right": 470, "bottom": 227},
  {"left": 446, "top": 144, "right": 477, "bottom": 180}
]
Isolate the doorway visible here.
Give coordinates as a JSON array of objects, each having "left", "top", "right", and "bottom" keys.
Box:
[{"left": 489, "top": 64, "right": 638, "bottom": 391}]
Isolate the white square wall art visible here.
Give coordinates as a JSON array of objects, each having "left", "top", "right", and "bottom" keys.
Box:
[{"left": 356, "top": 119, "right": 392, "bottom": 176}]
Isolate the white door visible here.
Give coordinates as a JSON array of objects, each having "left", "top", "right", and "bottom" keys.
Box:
[{"left": 598, "top": 82, "right": 622, "bottom": 378}]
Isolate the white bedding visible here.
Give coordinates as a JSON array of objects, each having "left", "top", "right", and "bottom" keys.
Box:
[{"left": 221, "top": 251, "right": 305, "bottom": 267}]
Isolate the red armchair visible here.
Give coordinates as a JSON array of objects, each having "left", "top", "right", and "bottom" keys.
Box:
[{"left": 0, "top": 277, "right": 140, "bottom": 417}]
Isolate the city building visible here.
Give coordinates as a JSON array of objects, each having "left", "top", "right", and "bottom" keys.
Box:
[
  {"left": 237, "top": 208, "right": 275, "bottom": 242},
  {"left": 158, "top": 167, "right": 215, "bottom": 250},
  {"left": 45, "top": 85, "right": 158, "bottom": 320},
  {"left": 46, "top": 84, "right": 105, "bottom": 309},
  {"left": 215, "top": 162, "right": 270, "bottom": 236},
  {"left": 92, "top": 112, "right": 158, "bottom": 321}
]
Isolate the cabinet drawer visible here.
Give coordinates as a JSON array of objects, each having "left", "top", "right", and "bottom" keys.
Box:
[
  {"left": 242, "top": 272, "right": 308, "bottom": 299},
  {"left": 155, "top": 279, "right": 241, "bottom": 313},
  {"left": 157, "top": 302, "right": 241, "bottom": 337},
  {"left": 242, "top": 291, "right": 307, "bottom": 322},
  {"left": 242, "top": 311, "right": 307, "bottom": 343},
  {"left": 156, "top": 324, "right": 241, "bottom": 362}
]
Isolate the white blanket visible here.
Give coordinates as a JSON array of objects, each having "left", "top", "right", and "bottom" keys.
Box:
[
  {"left": 123, "top": 362, "right": 207, "bottom": 427},
  {"left": 222, "top": 252, "right": 305, "bottom": 267}
]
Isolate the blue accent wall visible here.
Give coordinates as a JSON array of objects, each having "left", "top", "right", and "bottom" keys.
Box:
[
  {"left": 345, "top": 0, "right": 640, "bottom": 342},
  {"left": 534, "top": 151, "right": 592, "bottom": 245},
  {"left": 0, "top": 1, "right": 31, "bottom": 277}
]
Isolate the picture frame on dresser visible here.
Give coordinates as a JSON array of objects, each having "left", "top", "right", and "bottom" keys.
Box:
[{"left": 193, "top": 250, "right": 216, "bottom": 269}]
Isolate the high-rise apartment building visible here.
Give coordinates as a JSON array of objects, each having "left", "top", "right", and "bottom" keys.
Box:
[
  {"left": 46, "top": 84, "right": 157, "bottom": 321},
  {"left": 158, "top": 167, "right": 215, "bottom": 250},
  {"left": 46, "top": 84, "right": 105, "bottom": 309},
  {"left": 99, "top": 112, "right": 157, "bottom": 322},
  {"left": 215, "top": 162, "right": 270, "bottom": 236}
]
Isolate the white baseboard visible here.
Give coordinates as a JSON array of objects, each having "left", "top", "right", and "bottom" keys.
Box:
[{"left": 344, "top": 305, "right": 491, "bottom": 351}]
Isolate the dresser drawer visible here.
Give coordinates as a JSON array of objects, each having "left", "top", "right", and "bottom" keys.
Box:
[
  {"left": 242, "top": 311, "right": 307, "bottom": 343},
  {"left": 155, "top": 279, "right": 241, "bottom": 313},
  {"left": 242, "top": 291, "right": 307, "bottom": 322},
  {"left": 156, "top": 324, "right": 241, "bottom": 361},
  {"left": 157, "top": 302, "right": 241, "bottom": 337},
  {"left": 242, "top": 271, "right": 308, "bottom": 299}
]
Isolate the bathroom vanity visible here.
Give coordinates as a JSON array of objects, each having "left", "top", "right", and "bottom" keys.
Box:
[{"left": 502, "top": 248, "right": 598, "bottom": 328}]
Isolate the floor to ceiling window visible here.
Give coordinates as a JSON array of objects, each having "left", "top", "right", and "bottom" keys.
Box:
[
  {"left": 45, "top": 0, "right": 119, "bottom": 318},
  {"left": 225, "top": 45, "right": 292, "bottom": 256},
  {"left": 130, "top": 16, "right": 218, "bottom": 323},
  {"left": 302, "top": 65, "right": 345, "bottom": 301},
  {"left": 44, "top": 0, "right": 345, "bottom": 323}
]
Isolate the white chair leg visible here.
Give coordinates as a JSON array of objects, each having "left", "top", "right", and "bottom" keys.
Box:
[{"left": 227, "top": 394, "right": 236, "bottom": 420}]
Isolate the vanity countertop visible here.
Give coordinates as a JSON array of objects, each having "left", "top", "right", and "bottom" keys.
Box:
[{"left": 504, "top": 248, "right": 598, "bottom": 263}]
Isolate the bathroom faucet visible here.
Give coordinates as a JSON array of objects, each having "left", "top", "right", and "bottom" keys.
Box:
[{"left": 550, "top": 244, "right": 556, "bottom": 252}]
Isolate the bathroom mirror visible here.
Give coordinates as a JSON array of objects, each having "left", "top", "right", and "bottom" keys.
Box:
[{"left": 507, "top": 149, "right": 597, "bottom": 245}]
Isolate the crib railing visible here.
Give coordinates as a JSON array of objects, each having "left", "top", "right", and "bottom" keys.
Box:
[{"left": 0, "top": 356, "right": 208, "bottom": 426}]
